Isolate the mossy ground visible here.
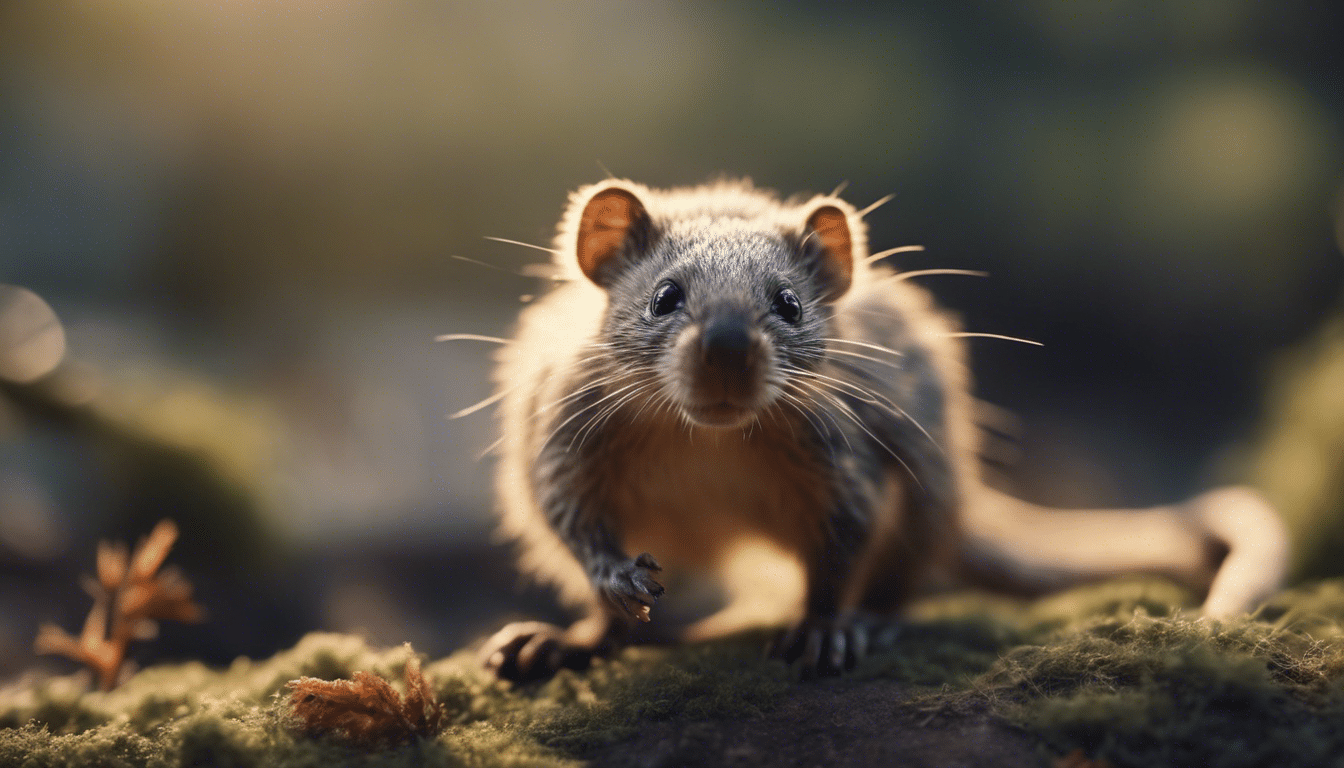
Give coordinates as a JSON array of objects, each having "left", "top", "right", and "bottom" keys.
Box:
[{"left": 7, "top": 578, "right": 1344, "bottom": 767}]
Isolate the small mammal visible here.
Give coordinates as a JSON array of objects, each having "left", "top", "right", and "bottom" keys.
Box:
[{"left": 481, "top": 178, "right": 1288, "bottom": 681}]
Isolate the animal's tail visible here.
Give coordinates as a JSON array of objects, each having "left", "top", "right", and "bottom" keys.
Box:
[{"left": 956, "top": 485, "right": 1289, "bottom": 618}]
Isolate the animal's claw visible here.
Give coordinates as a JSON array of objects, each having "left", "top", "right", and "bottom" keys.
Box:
[{"left": 598, "top": 552, "right": 665, "bottom": 622}]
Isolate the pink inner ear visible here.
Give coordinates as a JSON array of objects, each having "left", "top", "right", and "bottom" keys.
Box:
[
  {"left": 806, "top": 205, "right": 854, "bottom": 299},
  {"left": 577, "top": 188, "right": 643, "bottom": 284}
]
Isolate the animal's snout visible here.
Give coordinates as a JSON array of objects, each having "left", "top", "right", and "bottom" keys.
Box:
[{"left": 700, "top": 316, "right": 753, "bottom": 371}]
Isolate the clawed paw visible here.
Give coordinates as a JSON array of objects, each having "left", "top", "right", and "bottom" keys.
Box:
[
  {"left": 480, "top": 621, "right": 602, "bottom": 683},
  {"left": 598, "top": 552, "right": 665, "bottom": 622},
  {"left": 767, "top": 613, "right": 897, "bottom": 679}
]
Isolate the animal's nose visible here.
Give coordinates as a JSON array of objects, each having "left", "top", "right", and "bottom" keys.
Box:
[{"left": 700, "top": 316, "right": 752, "bottom": 369}]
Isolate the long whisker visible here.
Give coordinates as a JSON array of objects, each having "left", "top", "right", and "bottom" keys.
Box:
[
  {"left": 820, "top": 337, "right": 907, "bottom": 358},
  {"left": 858, "top": 193, "right": 895, "bottom": 218},
  {"left": 484, "top": 236, "right": 559, "bottom": 255},
  {"left": 762, "top": 395, "right": 797, "bottom": 442},
  {"left": 541, "top": 379, "right": 647, "bottom": 449},
  {"left": 573, "top": 380, "right": 660, "bottom": 451},
  {"left": 894, "top": 268, "right": 989, "bottom": 281},
  {"left": 477, "top": 435, "right": 505, "bottom": 461},
  {"left": 805, "top": 384, "right": 922, "bottom": 489},
  {"left": 782, "top": 380, "right": 855, "bottom": 453},
  {"left": 531, "top": 368, "right": 650, "bottom": 422},
  {"left": 824, "top": 348, "right": 904, "bottom": 370},
  {"left": 863, "top": 245, "right": 925, "bottom": 264},
  {"left": 795, "top": 365, "right": 943, "bottom": 453},
  {"left": 435, "top": 333, "right": 511, "bottom": 344},
  {"left": 449, "top": 387, "right": 510, "bottom": 419},
  {"left": 450, "top": 254, "right": 529, "bottom": 277},
  {"left": 945, "top": 332, "right": 1044, "bottom": 347},
  {"left": 829, "top": 180, "right": 850, "bottom": 197},
  {"left": 776, "top": 388, "right": 839, "bottom": 449}
]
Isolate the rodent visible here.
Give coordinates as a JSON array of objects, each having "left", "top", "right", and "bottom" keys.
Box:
[{"left": 478, "top": 178, "right": 1289, "bottom": 681}]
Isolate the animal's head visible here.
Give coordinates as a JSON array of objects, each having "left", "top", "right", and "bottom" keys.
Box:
[{"left": 556, "top": 179, "right": 867, "bottom": 429}]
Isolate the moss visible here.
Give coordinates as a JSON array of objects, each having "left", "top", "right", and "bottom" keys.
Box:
[
  {"left": 8, "top": 580, "right": 1344, "bottom": 767},
  {"left": 960, "top": 582, "right": 1344, "bottom": 767}
]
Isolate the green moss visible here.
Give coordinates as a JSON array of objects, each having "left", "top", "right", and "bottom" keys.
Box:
[{"left": 8, "top": 580, "right": 1344, "bottom": 767}]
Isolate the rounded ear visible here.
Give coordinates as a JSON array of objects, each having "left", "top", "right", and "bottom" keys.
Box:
[
  {"left": 804, "top": 204, "right": 855, "bottom": 302},
  {"left": 576, "top": 186, "right": 652, "bottom": 286}
]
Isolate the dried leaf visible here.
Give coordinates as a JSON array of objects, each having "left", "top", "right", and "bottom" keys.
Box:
[
  {"left": 130, "top": 519, "right": 177, "bottom": 581},
  {"left": 286, "top": 651, "right": 445, "bottom": 748},
  {"left": 35, "top": 518, "right": 203, "bottom": 690}
]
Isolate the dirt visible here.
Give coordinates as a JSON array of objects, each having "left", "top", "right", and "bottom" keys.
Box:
[{"left": 585, "top": 678, "right": 1041, "bottom": 768}]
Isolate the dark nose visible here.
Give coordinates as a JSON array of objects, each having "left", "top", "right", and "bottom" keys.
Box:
[{"left": 701, "top": 316, "right": 753, "bottom": 370}]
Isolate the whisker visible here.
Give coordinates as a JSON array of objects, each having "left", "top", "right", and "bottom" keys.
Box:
[
  {"left": 829, "top": 180, "right": 850, "bottom": 197},
  {"left": 763, "top": 396, "right": 797, "bottom": 442},
  {"left": 776, "top": 388, "right": 835, "bottom": 447},
  {"left": 805, "top": 385, "right": 922, "bottom": 489},
  {"left": 450, "top": 254, "right": 529, "bottom": 277},
  {"left": 484, "top": 236, "right": 559, "bottom": 255},
  {"left": 824, "top": 348, "right": 903, "bottom": 370},
  {"left": 945, "top": 332, "right": 1043, "bottom": 347},
  {"left": 863, "top": 245, "right": 925, "bottom": 264},
  {"left": 449, "top": 387, "right": 510, "bottom": 419},
  {"left": 435, "top": 333, "right": 511, "bottom": 344},
  {"left": 540, "top": 379, "right": 646, "bottom": 449},
  {"left": 894, "top": 268, "right": 989, "bottom": 281},
  {"left": 531, "top": 368, "right": 652, "bottom": 421},
  {"left": 783, "top": 381, "right": 855, "bottom": 453},
  {"left": 625, "top": 380, "right": 671, "bottom": 426},
  {"left": 574, "top": 380, "right": 660, "bottom": 451},
  {"left": 858, "top": 193, "right": 895, "bottom": 219},
  {"left": 821, "top": 337, "right": 906, "bottom": 358},
  {"left": 783, "top": 363, "right": 943, "bottom": 453},
  {"left": 476, "top": 435, "right": 505, "bottom": 461}
]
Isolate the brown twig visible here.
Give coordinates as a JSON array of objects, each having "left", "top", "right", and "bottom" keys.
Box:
[
  {"left": 34, "top": 519, "right": 204, "bottom": 690},
  {"left": 286, "top": 651, "right": 446, "bottom": 748}
]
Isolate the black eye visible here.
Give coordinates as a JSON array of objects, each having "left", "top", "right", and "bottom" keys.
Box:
[
  {"left": 772, "top": 288, "right": 802, "bottom": 323},
  {"left": 650, "top": 281, "right": 684, "bottom": 317}
]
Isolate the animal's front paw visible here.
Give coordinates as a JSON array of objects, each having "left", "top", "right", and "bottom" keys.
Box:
[
  {"left": 597, "top": 553, "right": 665, "bottom": 622},
  {"left": 767, "top": 613, "right": 892, "bottom": 679},
  {"left": 480, "top": 621, "right": 604, "bottom": 683}
]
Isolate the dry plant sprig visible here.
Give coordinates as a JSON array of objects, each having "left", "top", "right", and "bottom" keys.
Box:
[
  {"left": 285, "top": 651, "right": 446, "bottom": 748},
  {"left": 34, "top": 519, "right": 204, "bottom": 690}
]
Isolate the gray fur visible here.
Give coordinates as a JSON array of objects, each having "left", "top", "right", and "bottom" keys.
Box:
[{"left": 479, "top": 179, "right": 1288, "bottom": 682}]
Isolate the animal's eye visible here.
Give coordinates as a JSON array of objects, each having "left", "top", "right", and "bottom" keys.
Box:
[
  {"left": 772, "top": 288, "right": 802, "bottom": 324},
  {"left": 650, "top": 281, "right": 685, "bottom": 317}
]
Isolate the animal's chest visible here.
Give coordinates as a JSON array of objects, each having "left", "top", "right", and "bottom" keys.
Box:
[{"left": 600, "top": 423, "right": 830, "bottom": 565}]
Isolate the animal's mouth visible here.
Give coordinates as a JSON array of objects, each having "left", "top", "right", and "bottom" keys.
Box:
[
  {"left": 667, "top": 311, "right": 775, "bottom": 429},
  {"left": 682, "top": 400, "right": 756, "bottom": 428}
]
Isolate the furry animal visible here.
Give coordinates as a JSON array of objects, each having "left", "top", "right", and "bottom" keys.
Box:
[{"left": 478, "top": 178, "right": 1288, "bottom": 681}]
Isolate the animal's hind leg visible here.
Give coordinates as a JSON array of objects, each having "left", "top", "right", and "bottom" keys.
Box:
[{"left": 480, "top": 612, "right": 625, "bottom": 683}]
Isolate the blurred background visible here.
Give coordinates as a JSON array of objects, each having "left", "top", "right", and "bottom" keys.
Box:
[{"left": 1, "top": 0, "right": 1342, "bottom": 681}]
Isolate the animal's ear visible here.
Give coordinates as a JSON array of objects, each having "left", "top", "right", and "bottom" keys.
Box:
[
  {"left": 802, "top": 203, "right": 855, "bottom": 302},
  {"left": 575, "top": 184, "right": 652, "bottom": 287}
]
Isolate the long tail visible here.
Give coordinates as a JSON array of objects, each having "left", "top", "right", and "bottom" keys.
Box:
[{"left": 956, "top": 485, "right": 1289, "bottom": 618}]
